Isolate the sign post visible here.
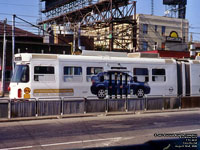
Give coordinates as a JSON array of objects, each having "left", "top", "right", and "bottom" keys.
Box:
[{"left": 1, "top": 19, "right": 7, "bottom": 97}]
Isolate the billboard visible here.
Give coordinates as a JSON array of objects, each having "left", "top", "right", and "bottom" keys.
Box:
[
  {"left": 163, "top": 0, "right": 187, "bottom": 5},
  {"left": 44, "top": 0, "right": 75, "bottom": 10}
]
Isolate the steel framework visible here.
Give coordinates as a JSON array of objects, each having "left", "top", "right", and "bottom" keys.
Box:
[{"left": 39, "top": 0, "right": 137, "bottom": 52}]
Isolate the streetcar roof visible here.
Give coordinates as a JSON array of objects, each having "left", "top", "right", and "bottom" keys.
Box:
[{"left": 14, "top": 52, "right": 177, "bottom": 65}]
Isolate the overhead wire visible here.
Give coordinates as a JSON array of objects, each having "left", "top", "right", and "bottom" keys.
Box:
[
  {"left": 0, "top": 12, "right": 39, "bottom": 18},
  {"left": 0, "top": 2, "right": 37, "bottom": 7}
]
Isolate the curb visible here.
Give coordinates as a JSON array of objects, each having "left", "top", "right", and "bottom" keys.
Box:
[
  {"left": 0, "top": 113, "right": 100, "bottom": 123},
  {"left": 0, "top": 108, "right": 200, "bottom": 123}
]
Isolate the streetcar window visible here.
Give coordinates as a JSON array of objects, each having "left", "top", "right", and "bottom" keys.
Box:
[
  {"left": 86, "top": 67, "right": 103, "bottom": 82},
  {"left": 34, "top": 66, "right": 55, "bottom": 82},
  {"left": 74, "top": 67, "right": 82, "bottom": 75},
  {"left": 63, "top": 66, "right": 82, "bottom": 82},
  {"left": 34, "top": 66, "right": 54, "bottom": 74},
  {"left": 11, "top": 65, "right": 29, "bottom": 83},
  {"left": 152, "top": 69, "right": 166, "bottom": 82},
  {"left": 133, "top": 68, "right": 149, "bottom": 82},
  {"left": 64, "top": 67, "right": 73, "bottom": 75}
]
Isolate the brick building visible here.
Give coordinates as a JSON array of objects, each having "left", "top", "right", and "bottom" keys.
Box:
[{"left": 0, "top": 22, "right": 70, "bottom": 92}]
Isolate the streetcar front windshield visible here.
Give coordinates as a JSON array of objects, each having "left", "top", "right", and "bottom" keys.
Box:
[{"left": 11, "top": 65, "right": 29, "bottom": 83}]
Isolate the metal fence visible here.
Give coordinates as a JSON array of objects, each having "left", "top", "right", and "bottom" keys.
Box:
[
  {"left": 0, "top": 100, "right": 9, "bottom": 118},
  {"left": 0, "top": 96, "right": 199, "bottom": 119}
]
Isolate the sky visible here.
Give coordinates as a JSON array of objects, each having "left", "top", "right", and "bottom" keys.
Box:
[{"left": 0, "top": 0, "right": 199, "bottom": 41}]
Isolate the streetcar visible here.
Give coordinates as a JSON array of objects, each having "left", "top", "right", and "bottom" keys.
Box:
[{"left": 8, "top": 50, "right": 200, "bottom": 99}]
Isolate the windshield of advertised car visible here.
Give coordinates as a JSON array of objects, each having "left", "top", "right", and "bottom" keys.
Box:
[{"left": 11, "top": 65, "right": 29, "bottom": 83}]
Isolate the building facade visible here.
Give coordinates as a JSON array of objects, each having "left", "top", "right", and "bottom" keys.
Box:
[
  {"left": 0, "top": 22, "right": 71, "bottom": 94},
  {"left": 44, "top": 14, "right": 189, "bottom": 53},
  {"left": 92, "top": 14, "right": 189, "bottom": 52},
  {"left": 136, "top": 14, "right": 189, "bottom": 52}
]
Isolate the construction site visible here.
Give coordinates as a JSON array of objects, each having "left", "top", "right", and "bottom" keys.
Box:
[
  {"left": 39, "top": 0, "right": 188, "bottom": 54},
  {"left": 39, "top": 0, "right": 137, "bottom": 52}
]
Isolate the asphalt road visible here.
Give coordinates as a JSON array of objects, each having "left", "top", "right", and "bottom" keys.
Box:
[{"left": 0, "top": 110, "right": 200, "bottom": 150}]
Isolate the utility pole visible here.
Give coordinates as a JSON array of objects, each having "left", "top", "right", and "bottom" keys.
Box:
[
  {"left": 1, "top": 19, "right": 7, "bottom": 97},
  {"left": 12, "top": 14, "right": 16, "bottom": 75},
  {"left": 109, "top": 0, "right": 113, "bottom": 51},
  {"left": 151, "top": 0, "right": 154, "bottom": 15},
  {"left": 78, "top": 23, "right": 81, "bottom": 50},
  {"left": 38, "top": 0, "right": 42, "bottom": 35},
  {"left": 73, "top": 26, "right": 76, "bottom": 54}
]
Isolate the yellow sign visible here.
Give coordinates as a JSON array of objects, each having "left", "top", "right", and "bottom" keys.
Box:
[
  {"left": 166, "top": 31, "right": 182, "bottom": 42},
  {"left": 33, "top": 89, "right": 74, "bottom": 93},
  {"left": 33, "top": 89, "right": 74, "bottom": 97},
  {"left": 24, "top": 87, "right": 31, "bottom": 99},
  {"left": 170, "top": 31, "right": 178, "bottom": 38},
  {"left": 24, "top": 87, "right": 31, "bottom": 94}
]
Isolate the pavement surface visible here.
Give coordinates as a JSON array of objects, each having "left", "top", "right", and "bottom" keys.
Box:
[{"left": 0, "top": 110, "right": 200, "bottom": 150}]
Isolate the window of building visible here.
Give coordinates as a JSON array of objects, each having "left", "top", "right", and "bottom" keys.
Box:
[
  {"left": 152, "top": 69, "right": 166, "bottom": 82},
  {"left": 143, "top": 24, "right": 148, "bottom": 34},
  {"left": 154, "top": 42, "right": 158, "bottom": 50},
  {"left": 63, "top": 66, "right": 82, "bottom": 82},
  {"left": 142, "top": 41, "right": 148, "bottom": 51},
  {"left": 133, "top": 68, "right": 149, "bottom": 82},
  {"left": 183, "top": 36, "right": 186, "bottom": 43},
  {"left": 162, "top": 26, "right": 166, "bottom": 36},
  {"left": 34, "top": 66, "right": 55, "bottom": 82},
  {"left": 155, "top": 25, "right": 158, "bottom": 32},
  {"left": 86, "top": 67, "right": 103, "bottom": 82}
]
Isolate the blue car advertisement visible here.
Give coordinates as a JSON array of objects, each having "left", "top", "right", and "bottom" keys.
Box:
[{"left": 90, "top": 71, "right": 151, "bottom": 99}]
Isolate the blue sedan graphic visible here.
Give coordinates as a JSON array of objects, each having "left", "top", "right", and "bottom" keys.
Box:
[{"left": 91, "top": 71, "right": 151, "bottom": 99}]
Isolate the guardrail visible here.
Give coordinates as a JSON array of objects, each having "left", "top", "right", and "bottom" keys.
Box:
[
  {"left": 0, "top": 96, "right": 199, "bottom": 119},
  {"left": 0, "top": 99, "right": 9, "bottom": 118}
]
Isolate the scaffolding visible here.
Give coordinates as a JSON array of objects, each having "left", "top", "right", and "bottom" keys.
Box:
[{"left": 39, "top": 0, "right": 137, "bottom": 52}]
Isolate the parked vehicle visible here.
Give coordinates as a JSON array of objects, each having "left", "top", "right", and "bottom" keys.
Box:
[{"left": 91, "top": 71, "right": 150, "bottom": 99}]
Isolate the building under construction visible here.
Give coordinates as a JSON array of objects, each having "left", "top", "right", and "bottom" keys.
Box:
[{"left": 39, "top": 0, "right": 137, "bottom": 52}]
